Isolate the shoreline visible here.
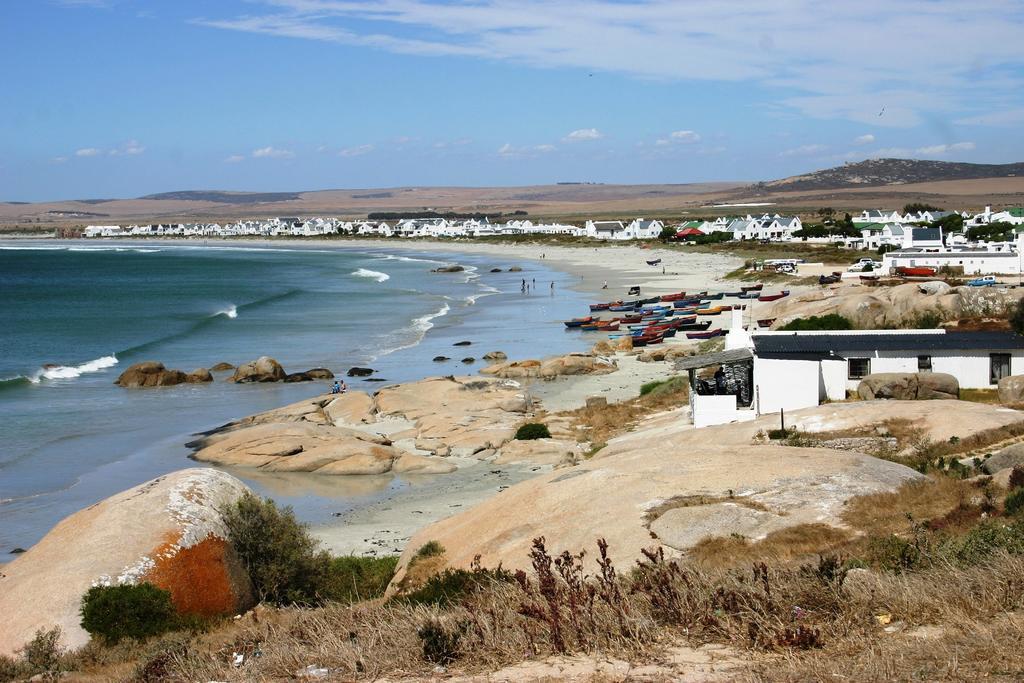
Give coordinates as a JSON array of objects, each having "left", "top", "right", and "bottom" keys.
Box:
[{"left": 2, "top": 237, "right": 744, "bottom": 558}]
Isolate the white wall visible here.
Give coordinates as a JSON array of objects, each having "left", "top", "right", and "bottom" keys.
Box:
[
  {"left": 838, "top": 350, "right": 1024, "bottom": 391},
  {"left": 754, "top": 357, "right": 821, "bottom": 414},
  {"left": 820, "top": 359, "right": 848, "bottom": 401},
  {"left": 691, "top": 393, "right": 757, "bottom": 428}
]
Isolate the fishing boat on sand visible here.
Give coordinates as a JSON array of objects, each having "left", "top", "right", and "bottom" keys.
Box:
[
  {"left": 686, "top": 328, "right": 724, "bottom": 340},
  {"left": 563, "top": 317, "right": 595, "bottom": 328},
  {"left": 646, "top": 258, "right": 662, "bottom": 266},
  {"left": 741, "top": 283, "right": 764, "bottom": 291},
  {"left": 757, "top": 290, "right": 790, "bottom": 302}
]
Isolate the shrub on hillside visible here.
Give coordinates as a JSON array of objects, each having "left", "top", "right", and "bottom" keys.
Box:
[
  {"left": 221, "top": 492, "right": 331, "bottom": 605},
  {"left": 778, "top": 314, "right": 853, "bottom": 331},
  {"left": 322, "top": 556, "right": 399, "bottom": 604},
  {"left": 80, "top": 584, "right": 177, "bottom": 644},
  {"left": 1005, "top": 488, "right": 1024, "bottom": 517},
  {"left": 515, "top": 423, "right": 551, "bottom": 440}
]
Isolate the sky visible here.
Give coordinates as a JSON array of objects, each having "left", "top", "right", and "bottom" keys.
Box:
[{"left": 3, "top": 0, "right": 1024, "bottom": 201}]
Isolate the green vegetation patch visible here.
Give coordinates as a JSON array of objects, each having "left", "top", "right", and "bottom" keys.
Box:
[
  {"left": 515, "top": 423, "right": 551, "bottom": 440},
  {"left": 80, "top": 584, "right": 178, "bottom": 644},
  {"left": 778, "top": 314, "right": 853, "bottom": 331}
]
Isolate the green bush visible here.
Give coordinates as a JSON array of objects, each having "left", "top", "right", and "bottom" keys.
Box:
[
  {"left": 867, "top": 535, "right": 922, "bottom": 572},
  {"left": 400, "top": 566, "right": 514, "bottom": 607},
  {"left": 413, "top": 541, "right": 445, "bottom": 562},
  {"left": 322, "top": 556, "right": 399, "bottom": 604},
  {"left": 417, "top": 618, "right": 465, "bottom": 665},
  {"left": 938, "top": 519, "right": 1024, "bottom": 565},
  {"left": 639, "top": 379, "right": 666, "bottom": 396},
  {"left": 80, "top": 584, "right": 178, "bottom": 644},
  {"left": 221, "top": 492, "right": 331, "bottom": 605},
  {"left": 778, "top": 314, "right": 853, "bottom": 331},
  {"left": 514, "top": 423, "right": 551, "bottom": 440},
  {"left": 1005, "top": 488, "right": 1024, "bottom": 516}
]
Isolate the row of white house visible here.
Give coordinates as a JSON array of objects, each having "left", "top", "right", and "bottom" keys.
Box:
[{"left": 82, "top": 216, "right": 668, "bottom": 241}]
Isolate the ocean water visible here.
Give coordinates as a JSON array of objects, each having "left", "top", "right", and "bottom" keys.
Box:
[{"left": 0, "top": 241, "right": 593, "bottom": 553}]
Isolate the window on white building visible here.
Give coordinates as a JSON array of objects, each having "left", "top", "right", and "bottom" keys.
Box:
[
  {"left": 917, "top": 355, "right": 932, "bottom": 372},
  {"left": 848, "top": 358, "right": 871, "bottom": 379},
  {"left": 990, "top": 353, "right": 1011, "bottom": 385}
]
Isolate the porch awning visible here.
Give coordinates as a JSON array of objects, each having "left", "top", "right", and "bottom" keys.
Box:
[{"left": 673, "top": 347, "right": 753, "bottom": 372}]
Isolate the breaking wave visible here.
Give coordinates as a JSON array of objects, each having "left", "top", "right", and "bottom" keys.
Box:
[
  {"left": 0, "top": 355, "right": 121, "bottom": 390},
  {"left": 352, "top": 268, "right": 390, "bottom": 282},
  {"left": 213, "top": 305, "right": 238, "bottom": 319}
]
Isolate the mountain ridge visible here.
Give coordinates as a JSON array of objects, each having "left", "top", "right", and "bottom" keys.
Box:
[{"left": 756, "top": 158, "right": 1024, "bottom": 193}]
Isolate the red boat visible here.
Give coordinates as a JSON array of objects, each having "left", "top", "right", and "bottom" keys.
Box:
[
  {"left": 686, "top": 328, "right": 724, "bottom": 340},
  {"left": 741, "top": 283, "right": 764, "bottom": 291},
  {"left": 564, "top": 316, "right": 595, "bottom": 328},
  {"left": 589, "top": 302, "right": 612, "bottom": 312},
  {"left": 596, "top": 321, "right": 620, "bottom": 331},
  {"left": 757, "top": 290, "right": 790, "bottom": 302},
  {"left": 618, "top": 314, "right": 643, "bottom": 324},
  {"left": 897, "top": 266, "right": 937, "bottom": 277},
  {"left": 659, "top": 291, "right": 688, "bottom": 302}
]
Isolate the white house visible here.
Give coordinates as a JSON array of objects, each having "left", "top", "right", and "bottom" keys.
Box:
[
  {"left": 854, "top": 209, "right": 907, "bottom": 225},
  {"left": 881, "top": 247, "right": 1022, "bottom": 275},
  {"left": 584, "top": 218, "right": 664, "bottom": 240},
  {"left": 677, "top": 315, "right": 1024, "bottom": 428}
]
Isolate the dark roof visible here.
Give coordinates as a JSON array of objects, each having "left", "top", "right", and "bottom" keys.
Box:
[
  {"left": 674, "top": 348, "right": 753, "bottom": 371},
  {"left": 912, "top": 227, "right": 942, "bottom": 241},
  {"left": 752, "top": 331, "right": 1024, "bottom": 355}
]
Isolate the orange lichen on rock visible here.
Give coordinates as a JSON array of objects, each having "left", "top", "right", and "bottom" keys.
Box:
[{"left": 144, "top": 532, "right": 253, "bottom": 617}]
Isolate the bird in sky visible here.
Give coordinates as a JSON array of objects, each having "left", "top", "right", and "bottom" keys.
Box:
[{"left": 878, "top": 106, "right": 886, "bottom": 117}]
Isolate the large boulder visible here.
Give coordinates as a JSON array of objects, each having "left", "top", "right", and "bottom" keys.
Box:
[
  {"left": 998, "top": 374, "right": 1024, "bottom": 403},
  {"left": 857, "top": 373, "right": 958, "bottom": 400},
  {"left": 918, "top": 281, "right": 952, "bottom": 296},
  {"left": 392, "top": 452, "right": 458, "bottom": 474},
  {"left": 983, "top": 443, "right": 1024, "bottom": 474},
  {"left": 186, "top": 368, "right": 213, "bottom": 383},
  {"left": 481, "top": 354, "right": 618, "bottom": 380},
  {"left": 114, "top": 361, "right": 189, "bottom": 388},
  {"left": 230, "top": 356, "right": 286, "bottom": 383},
  {"left": 210, "top": 362, "right": 235, "bottom": 372},
  {"left": 190, "top": 422, "right": 401, "bottom": 475},
  {"left": 0, "top": 469, "right": 254, "bottom": 655}
]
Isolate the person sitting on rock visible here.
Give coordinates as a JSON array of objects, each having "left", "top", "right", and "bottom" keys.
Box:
[{"left": 331, "top": 380, "right": 342, "bottom": 394}]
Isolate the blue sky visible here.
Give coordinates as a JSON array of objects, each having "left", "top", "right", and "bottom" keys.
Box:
[{"left": 3, "top": 0, "right": 1024, "bottom": 201}]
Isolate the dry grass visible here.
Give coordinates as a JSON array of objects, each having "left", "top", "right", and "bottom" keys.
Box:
[
  {"left": 688, "top": 524, "right": 853, "bottom": 569},
  {"left": 841, "top": 477, "right": 974, "bottom": 537},
  {"left": 559, "top": 376, "right": 689, "bottom": 448}
]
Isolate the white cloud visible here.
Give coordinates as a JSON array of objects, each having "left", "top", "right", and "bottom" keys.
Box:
[
  {"left": 108, "top": 139, "right": 145, "bottom": 156},
  {"left": 854, "top": 134, "right": 875, "bottom": 145},
  {"left": 497, "top": 142, "right": 557, "bottom": 158},
  {"left": 193, "top": 1, "right": 1024, "bottom": 127},
  {"left": 779, "top": 144, "right": 828, "bottom": 157},
  {"left": 669, "top": 130, "right": 701, "bottom": 143},
  {"left": 74, "top": 147, "right": 101, "bottom": 157},
  {"left": 224, "top": 154, "right": 246, "bottom": 163},
  {"left": 915, "top": 141, "right": 976, "bottom": 155},
  {"left": 252, "top": 146, "right": 294, "bottom": 159},
  {"left": 52, "top": 156, "right": 69, "bottom": 164},
  {"left": 564, "top": 128, "right": 603, "bottom": 142},
  {"left": 338, "top": 144, "right": 374, "bottom": 157}
]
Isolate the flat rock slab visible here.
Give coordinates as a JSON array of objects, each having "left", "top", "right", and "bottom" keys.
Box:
[{"left": 650, "top": 502, "right": 791, "bottom": 550}]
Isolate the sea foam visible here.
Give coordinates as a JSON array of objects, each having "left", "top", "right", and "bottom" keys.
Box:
[
  {"left": 352, "top": 268, "right": 390, "bottom": 282},
  {"left": 30, "top": 355, "right": 119, "bottom": 382}
]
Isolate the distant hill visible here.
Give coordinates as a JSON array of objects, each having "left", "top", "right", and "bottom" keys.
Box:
[
  {"left": 138, "top": 190, "right": 302, "bottom": 204},
  {"left": 760, "top": 158, "right": 1024, "bottom": 192}
]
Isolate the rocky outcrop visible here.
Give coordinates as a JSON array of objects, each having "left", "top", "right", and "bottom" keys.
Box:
[
  {"left": 210, "top": 362, "right": 235, "bottom": 372},
  {"left": 305, "top": 368, "right": 335, "bottom": 379},
  {"left": 998, "top": 374, "right": 1024, "bottom": 403},
  {"left": 230, "top": 356, "right": 286, "bottom": 383},
  {"left": 0, "top": 469, "right": 254, "bottom": 656},
  {"left": 282, "top": 369, "right": 333, "bottom": 383},
  {"left": 637, "top": 347, "right": 692, "bottom": 363},
  {"left": 764, "top": 282, "right": 1024, "bottom": 330},
  {"left": 190, "top": 422, "right": 402, "bottom": 474},
  {"left": 114, "top": 361, "right": 189, "bottom": 388},
  {"left": 857, "top": 373, "right": 959, "bottom": 400},
  {"left": 492, "top": 439, "right": 582, "bottom": 467},
  {"left": 481, "top": 353, "right": 618, "bottom": 380},
  {"left": 432, "top": 265, "right": 465, "bottom": 273},
  {"left": 186, "top": 368, "right": 213, "bottom": 383},
  {"left": 390, "top": 400, "right": 1019, "bottom": 585},
  {"left": 189, "top": 376, "right": 534, "bottom": 472},
  {"left": 483, "top": 351, "right": 508, "bottom": 362},
  {"left": 983, "top": 443, "right": 1024, "bottom": 474},
  {"left": 347, "top": 367, "right": 374, "bottom": 377}
]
